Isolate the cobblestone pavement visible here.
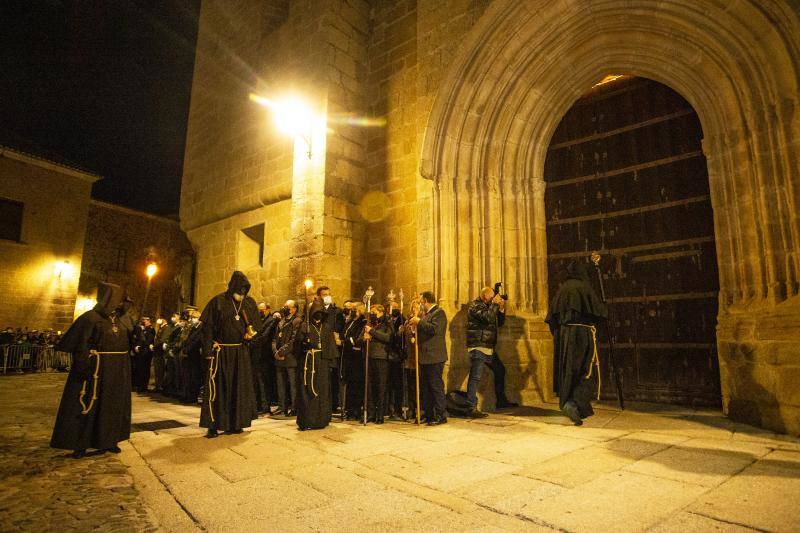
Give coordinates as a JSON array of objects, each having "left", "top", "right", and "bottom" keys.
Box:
[
  {"left": 3, "top": 373, "right": 800, "bottom": 532},
  {"left": 0, "top": 373, "right": 158, "bottom": 532}
]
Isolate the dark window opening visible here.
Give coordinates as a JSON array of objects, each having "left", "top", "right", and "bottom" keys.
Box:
[
  {"left": 238, "top": 223, "right": 265, "bottom": 269},
  {"left": 0, "top": 197, "right": 24, "bottom": 242}
]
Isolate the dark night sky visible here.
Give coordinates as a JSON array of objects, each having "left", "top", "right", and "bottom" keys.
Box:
[{"left": 0, "top": 0, "right": 201, "bottom": 216}]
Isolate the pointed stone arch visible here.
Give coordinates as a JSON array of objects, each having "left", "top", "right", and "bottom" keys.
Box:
[{"left": 419, "top": 0, "right": 800, "bottom": 433}]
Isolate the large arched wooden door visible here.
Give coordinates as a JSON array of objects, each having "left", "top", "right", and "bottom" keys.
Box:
[{"left": 544, "top": 76, "right": 721, "bottom": 407}]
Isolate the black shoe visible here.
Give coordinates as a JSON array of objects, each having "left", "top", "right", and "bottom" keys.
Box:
[
  {"left": 467, "top": 408, "right": 489, "bottom": 419},
  {"left": 495, "top": 400, "right": 519, "bottom": 409},
  {"left": 71, "top": 449, "right": 86, "bottom": 459},
  {"left": 106, "top": 446, "right": 122, "bottom": 454},
  {"left": 428, "top": 417, "right": 447, "bottom": 426},
  {"left": 375, "top": 417, "right": 384, "bottom": 425},
  {"left": 562, "top": 401, "right": 583, "bottom": 426},
  {"left": 206, "top": 429, "right": 219, "bottom": 438}
]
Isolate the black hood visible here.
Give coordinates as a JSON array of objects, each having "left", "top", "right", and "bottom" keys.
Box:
[
  {"left": 308, "top": 301, "right": 328, "bottom": 322},
  {"left": 566, "top": 261, "right": 592, "bottom": 283},
  {"left": 94, "top": 282, "right": 124, "bottom": 317},
  {"left": 227, "top": 271, "right": 251, "bottom": 296}
]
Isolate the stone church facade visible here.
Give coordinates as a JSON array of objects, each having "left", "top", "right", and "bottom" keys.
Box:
[{"left": 182, "top": 0, "right": 800, "bottom": 434}]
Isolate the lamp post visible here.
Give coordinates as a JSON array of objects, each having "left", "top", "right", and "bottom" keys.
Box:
[
  {"left": 303, "top": 278, "right": 314, "bottom": 318},
  {"left": 143, "top": 262, "right": 158, "bottom": 314}
]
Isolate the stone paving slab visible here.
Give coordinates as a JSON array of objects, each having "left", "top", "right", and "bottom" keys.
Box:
[
  {"left": 517, "top": 470, "right": 710, "bottom": 531},
  {"left": 4, "top": 373, "right": 800, "bottom": 532},
  {"left": 687, "top": 460, "right": 800, "bottom": 532},
  {"left": 0, "top": 374, "right": 158, "bottom": 532},
  {"left": 649, "top": 511, "right": 758, "bottom": 532}
]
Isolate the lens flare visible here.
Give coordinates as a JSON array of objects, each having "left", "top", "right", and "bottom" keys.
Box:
[{"left": 358, "top": 191, "right": 391, "bottom": 223}]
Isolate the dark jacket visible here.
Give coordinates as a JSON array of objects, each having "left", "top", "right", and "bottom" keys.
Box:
[
  {"left": 183, "top": 322, "right": 203, "bottom": 362},
  {"left": 417, "top": 305, "right": 448, "bottom": 365},
  {"left": 272, "top": 314, "right": 303, "bottom": 367},
  {"left": 358, "top": 315, "right": 394, "bottom": 360},
  {"left": 167, "top": 324, "right": 184, "bottom": 357},
  {"left": 388, "top": 311, "right": 405, "bottom": 361},
  {"left": 342, "top": 316, "right": 365, "bottom": 359},
  {"left": 255, "top": 314, "right": 280, "bottom": 360},
  {"left": 154, "top": 323, "right": 174, "bottom": 354},
  {"left": 466, "top": 298, "right": 505, "bottom": 349},
  {"left": 132, "top": 325, "right": 155, "bottom": 354}
]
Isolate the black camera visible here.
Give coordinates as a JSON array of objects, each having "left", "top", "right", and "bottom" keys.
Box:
[{"left": 493, "top": 282, "right": 509, "bottom": 300}]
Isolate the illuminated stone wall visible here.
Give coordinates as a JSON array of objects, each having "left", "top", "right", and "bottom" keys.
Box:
[
  {"left": 0, "top": 148, "right": 96, "bottom": 331},
  {"left": 183, "top": 0, "right": 800, "bottom": 434}
]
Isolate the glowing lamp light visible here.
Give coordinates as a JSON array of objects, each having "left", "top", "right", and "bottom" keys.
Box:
[
  {"left": 145, "top": 262, "right": 158, "bottom": 279},
  {"left": 304, "top": 279, "right": 314, "bottom": 290},
  {"left": 53, "top": 260, "right": 74, "bottom": 279},
  {"left": 272, "top": 98, "right": 314, "bottom": 138},
  {"left": 250, "top": 93, "right": 317, "bottom": 158}
]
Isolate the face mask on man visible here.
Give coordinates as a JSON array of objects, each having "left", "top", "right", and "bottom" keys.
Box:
[
  {"left": 281, "top": 306, "right": 290, "bottom": 316},
  {"left": 322, "top": 295, "right": 332, "bottom": 306},
  {"left": 233, "top": 293, "right": 244, "bottom": 302}
]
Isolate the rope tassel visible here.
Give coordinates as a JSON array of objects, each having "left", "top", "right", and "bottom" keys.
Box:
[
  {"left": 567, "top": 324, "right": 602, "bottom": 400},
  {"left": 304, "top": 350, "right": 320, "bottom": 397},
  {"left": 79, "top": 350, "right": 126, "bottom": 415}
]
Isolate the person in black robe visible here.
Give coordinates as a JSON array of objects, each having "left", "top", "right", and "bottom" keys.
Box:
[
  {"left": 386, "top": 301, "right": 406, "bottom": 419},
  {"left": 50, "top": 282, "right": 132, "bottom": 458},
  {"left": 180, "top": 309, "right": 203, "bottom": 404},
  {"left": 359, "top": 304, "right": 395, "bottom": 424},
  {"left": 199, "top": 271, "right": 262, "bottom": 438},
  {"left": 294, "top": 302, "right": 332, "bottom": 430},
  {"left": 272, "top": 300, "right": 303, "bottom": 416},
  {"left": 341, "top": 303, "right": 366, "bottom": 420},
  {"left": 545, "top": 261, "right": 608, "bottom": 425},
  {"left": 131, "top": 317, "right": 155, "bottom": 392}
]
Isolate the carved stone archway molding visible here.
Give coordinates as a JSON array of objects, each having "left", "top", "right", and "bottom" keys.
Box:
[{"left": 420, "top": 0, "right": 800, "bottom": 433}]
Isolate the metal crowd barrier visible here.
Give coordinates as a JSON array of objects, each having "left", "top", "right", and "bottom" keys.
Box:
[{"left": 1, "top": 345, "right": 71, "bottom": 374}]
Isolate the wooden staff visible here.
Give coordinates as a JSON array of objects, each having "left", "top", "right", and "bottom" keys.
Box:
[
  {"left": 410, "top": 296, "right": 422, "bottom": 426},
  {"left": 398, "top": 289, "right": 409, "bottom": 421},
  {"left": 362, "top": 286, "right": 374, "bottom": 425},
  {"left": 592, "top": 253, "right": 624, "bottom": 410}
]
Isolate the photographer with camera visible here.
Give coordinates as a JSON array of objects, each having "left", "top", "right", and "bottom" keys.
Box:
[{"left": 465, "top": 284, "right": 518, "bottom": 417}]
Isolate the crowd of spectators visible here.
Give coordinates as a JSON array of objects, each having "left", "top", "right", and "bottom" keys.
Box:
[
  {"left": 0, "top": 327, "right": 63, "bottom": 348},
  {"left": 1, "top": 327, "right": 66, "bottom": 373}
]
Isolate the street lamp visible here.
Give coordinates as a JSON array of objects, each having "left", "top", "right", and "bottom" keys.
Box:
[
  {"left": 143, "top": 262, "right": 158, "bottom": 315},
  {"left": 53, "top": 260, "right": 74, "bottom": 280},
  {"left": 250, "top": 93, "right": 316, "bottom": 159},
  {"left": 302, "top": 278, "right": 314, "bottom": 318}
]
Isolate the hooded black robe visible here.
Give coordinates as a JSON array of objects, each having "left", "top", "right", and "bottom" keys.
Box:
[
  {"left": 51, "top": 283, "right": 132, "bottom": 451},
  {"left": 199, "top": 271, "right": 262, "bottom": 431},
  {"left": 545, "top": 262, "right": 608, "bottom": 416},
  {"left": 294, "top": 303, "right": 332, "bottom": 430}
]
